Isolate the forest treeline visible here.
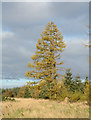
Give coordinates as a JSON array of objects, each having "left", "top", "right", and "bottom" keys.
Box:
[{"left": 1, "top": 70, "right": 90, "bottom": 103}]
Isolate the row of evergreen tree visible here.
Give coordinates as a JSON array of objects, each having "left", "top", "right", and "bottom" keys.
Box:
[{"left": 1, "top": 69, "right": 90, "bottom": 103}]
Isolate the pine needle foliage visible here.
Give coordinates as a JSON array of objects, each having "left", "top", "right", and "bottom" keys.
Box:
[
  {"left": 64, "top": 69, "right": 73, "bottom": 88},
  {"left": 25, "top": 21, "right": 66, "bottom": 85},
  {"left": 24, "top": 86, "right": 31, "bottom": 98}
]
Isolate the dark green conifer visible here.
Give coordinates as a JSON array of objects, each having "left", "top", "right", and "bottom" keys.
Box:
[
  {"left": 24, "top": 86, "right": 30, "bottom": 98},
  {"left": 64, "top": 69, "right": 73, "bottom": 88}
]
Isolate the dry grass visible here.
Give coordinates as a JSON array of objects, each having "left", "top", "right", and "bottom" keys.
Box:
[{"left": 1, "top": 98, "right": 89, "bottom": 118}]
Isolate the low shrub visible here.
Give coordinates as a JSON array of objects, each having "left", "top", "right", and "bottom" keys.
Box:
[
  {"left": 68, "top": 91, "right": 83, "bottom": 102},
  {"left": 2, "top": 96, "right": 15, "bottom": 101}
]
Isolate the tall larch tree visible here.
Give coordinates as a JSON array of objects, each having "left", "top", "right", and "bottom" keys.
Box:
[{"left": 25, "top": 21, "right": 66, "bottom": 90}]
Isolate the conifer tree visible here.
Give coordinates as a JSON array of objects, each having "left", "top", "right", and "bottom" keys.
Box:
[
  {"left": 64, "top": 69, "right": 73, "bottom": 88},
  {"left": 73, "top": 74, "right": 84, "bottom": 93},
  {"left": 25, "top": 22, "right": 66, "bottom": 98},
  {"left": 84, "top": 76, "right": 89, "bottom": 101},
  {"left": 17, "top": 86, "right": 25, "bottom": 98},
  {"left": 24, "top": 86, "right": 30, "bottom": 98},
  {"left": 84, "top": 76, "right": 89, "bottom": 87}
]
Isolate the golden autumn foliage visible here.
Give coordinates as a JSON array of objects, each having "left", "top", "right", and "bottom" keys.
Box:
[{"left": 25, "top": 21, "right": 66, "bottom": 85}]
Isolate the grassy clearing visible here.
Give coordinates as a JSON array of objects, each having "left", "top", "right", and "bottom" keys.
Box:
[{"left": 2, "top": 98, "right": 89, "bottom": 118}]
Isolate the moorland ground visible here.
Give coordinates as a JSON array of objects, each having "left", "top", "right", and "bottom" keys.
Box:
[{"left": 1, "top": 98, "right": 89, "bottom": 118}]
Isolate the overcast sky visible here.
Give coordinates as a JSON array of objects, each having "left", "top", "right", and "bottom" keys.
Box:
[{"left": 2, "top": 2, "right": 89, "bottom": 79}]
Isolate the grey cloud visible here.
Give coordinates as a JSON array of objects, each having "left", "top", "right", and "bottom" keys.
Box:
[
  {"left": 2, "top": 2, "right": 88, "bottom": 36},
  {"left": 62, "top": 38, "right": 89, "bottom": 78},
  {"left": 2, "top": 2, "right": 50, "bottom": 29},
  {"left": 2, "top": 2, "right": 89, "bottom": 79}
]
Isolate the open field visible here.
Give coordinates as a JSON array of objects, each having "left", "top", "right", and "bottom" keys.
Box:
[{"left": 1, "top": 98, "right": 89, "bottom": 118}]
